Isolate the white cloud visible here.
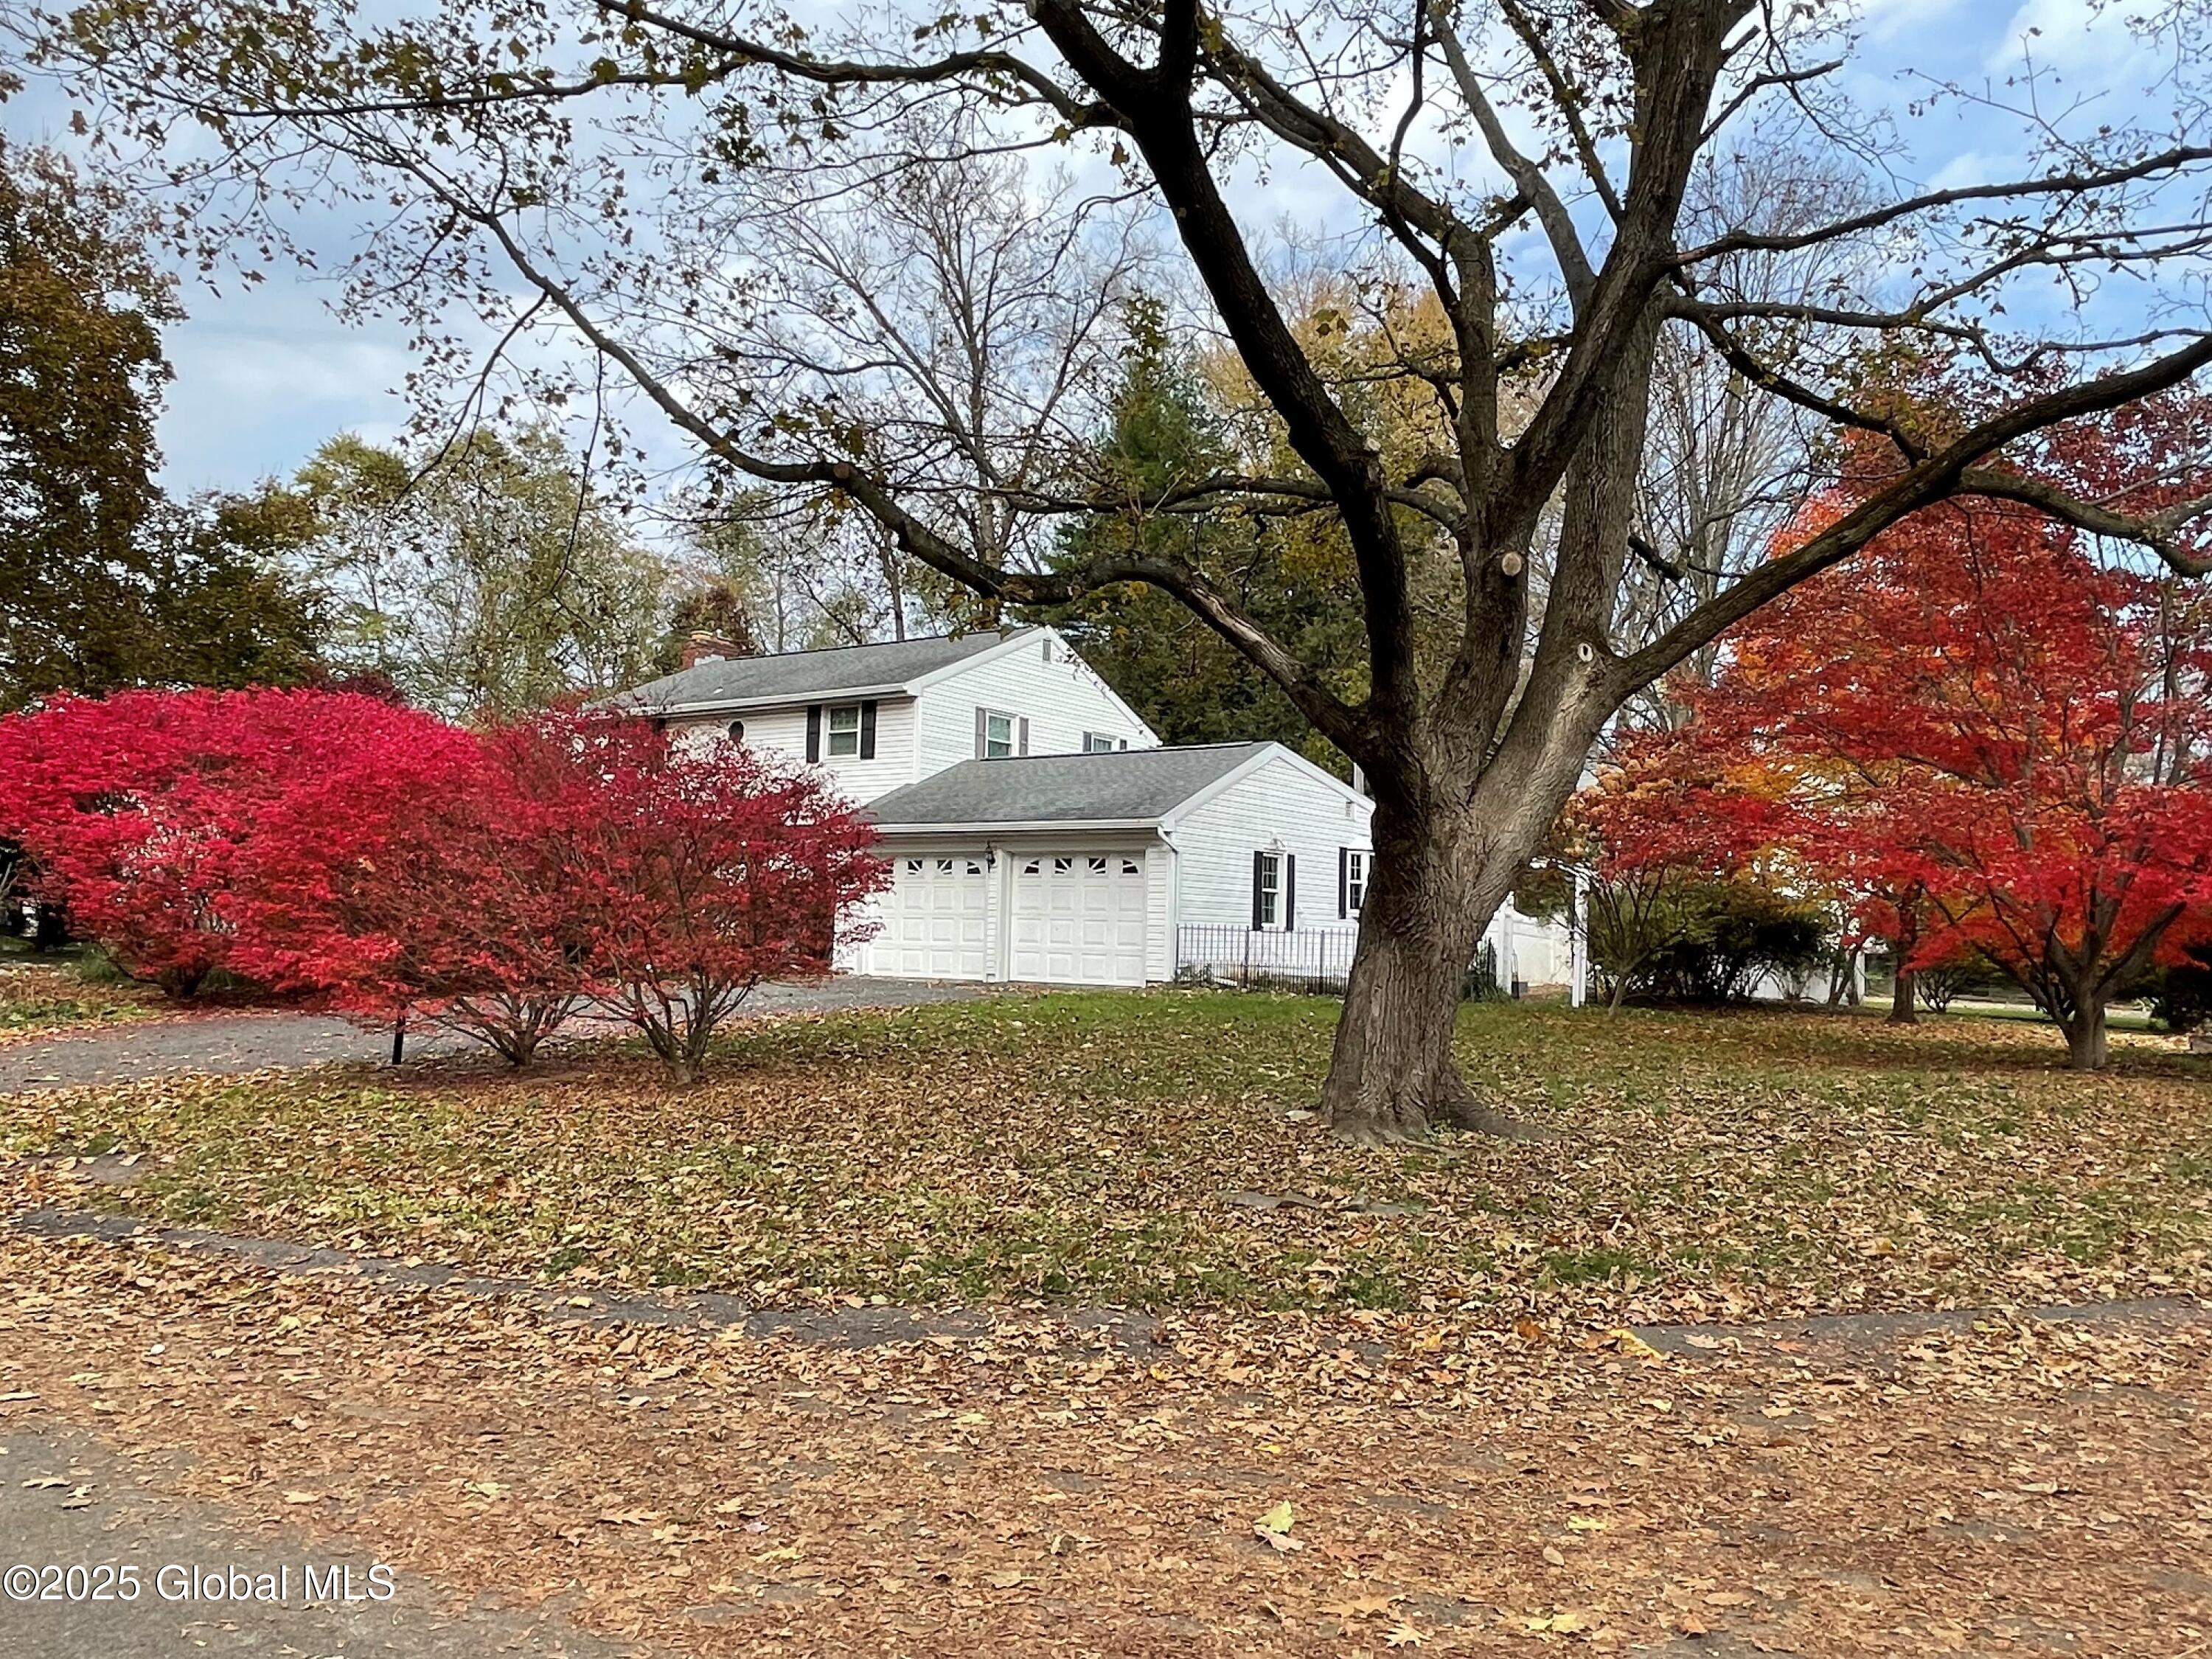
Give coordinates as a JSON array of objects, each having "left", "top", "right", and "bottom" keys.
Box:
[{"left": 156, "top": 303, "right": 416, "bottom": 491}]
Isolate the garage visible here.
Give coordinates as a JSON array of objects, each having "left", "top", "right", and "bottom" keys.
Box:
[
  {"left": 1007, "top": 851, "right": 1148, "bottom": 986},
  {"left": 872, "top": 853, "right": 992, "bottom": 980},
  {"left": 860, "top": 743, "right": 1373, "bottom": 990}
]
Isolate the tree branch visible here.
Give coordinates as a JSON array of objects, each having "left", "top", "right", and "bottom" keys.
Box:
[
  {"left": 1611, "top": 335, "right": 2212, "bottom": 692},
  {"left": 444, "top": 178, "right": 1365, "bottom": 748}
]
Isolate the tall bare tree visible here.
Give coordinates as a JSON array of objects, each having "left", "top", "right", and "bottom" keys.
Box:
[
  {"left": 24, "top": 0, "right": 2212, "bottom": 1138},
  {"left": 1613, "top": 139, "right": 1881, "bottom": 726}
]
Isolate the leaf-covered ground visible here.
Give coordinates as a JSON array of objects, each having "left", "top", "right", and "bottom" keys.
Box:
[
  {"left": 0, "top": 954, "right": 161, "bottom": 1047},
  {"left": 3, "top": 992, "right": 2209, "bottom": 1653},
  {"left": 0, "top": 1227, "right": 2205, "bottom": 1656},
  {"left": 7, "top": 992, "right": 2208, "bottom": 1324}
]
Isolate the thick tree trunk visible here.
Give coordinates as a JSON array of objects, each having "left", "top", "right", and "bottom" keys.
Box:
[
  {"left": 1887, "top": 898, "right": 1921, "bottom": 1024},
  {"left": 2061, "top": 1000, "right": 2109, "bottom": 1071},
  {"left": 1888, "top": 965, "right": 1918, "bottom": 1025},
  {"left": 1319, "top": 799, "right": 1543, "bottom": 1144}
]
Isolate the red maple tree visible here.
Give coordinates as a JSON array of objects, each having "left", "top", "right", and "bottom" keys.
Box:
[
  {"left": 520, "top": 712, "right": 887, "bottom": 1082},
  {"left": 1, "top": 694, "right": 886, "bottom": 1077},
  {"left": 0, "top": 689, "right": 451, "bottom": 992},
  {"left": 1668, "top": 480, "right": 2212, "bottom": 1067},
  {"left": 221, "top": 714, "right": 591, "bottom": 1062}
]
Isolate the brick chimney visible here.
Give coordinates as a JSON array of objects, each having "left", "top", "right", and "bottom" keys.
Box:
[{"left": 679, "top": 631, "right": 751, "bottom": 670}]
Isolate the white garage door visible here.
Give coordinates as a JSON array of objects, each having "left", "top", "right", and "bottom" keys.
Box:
[
  {"left": 872, "top": 854, "right": 991, "bottom": 980},
  {"left": 1009, "top": 852, "right": 1149, "bottom": 986}
]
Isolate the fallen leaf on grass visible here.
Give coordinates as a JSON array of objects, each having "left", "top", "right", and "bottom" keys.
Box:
[
  {"left": 1601, "top": 1327, "right": 1663, "bottom": 1361},
  {"left": 1524, "top": 1609, "right": 1595, "bottom": 1634},
  {"left": 1253, "top": 1500, "right": 1303, "bottom": 1552}
]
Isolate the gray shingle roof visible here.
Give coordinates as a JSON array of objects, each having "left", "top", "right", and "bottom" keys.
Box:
[
  {"left": 866, "top": 742, "right": 1271, "bottom": 830},
  {"left": 618, "top": 630, "right": 1022, "bottom": 712}
]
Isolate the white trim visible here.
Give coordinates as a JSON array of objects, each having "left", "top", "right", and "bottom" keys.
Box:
[{"left": 1254, "top": 849, "right": 1285, "bottom": 930}]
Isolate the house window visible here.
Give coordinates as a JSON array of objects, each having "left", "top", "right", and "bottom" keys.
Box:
[
  {"left": 1255, "top": 852, "right": 1283, "bottom": 930},
  {"left": 984, "top": 709, "right": 1015, "bottom": 759},
  {"left": 825, "top": 703, "right": 862, "bottom": 758},
  {"left": 1344, "top": 849, "right": 1368, "bottom": 917},
  {"left": 1082, "top": 731, "right": 1117, "bottom": 754},
  {"left": 726, "top": 719, "right": 745, "bottom": 743}
]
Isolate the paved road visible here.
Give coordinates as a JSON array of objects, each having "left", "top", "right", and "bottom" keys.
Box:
[
  {"left": 0, "top": 977, "right": 990, "bottom": 1093},
  {"left": 0, "top": 1422, "right": 635, "bottom": 1659}
]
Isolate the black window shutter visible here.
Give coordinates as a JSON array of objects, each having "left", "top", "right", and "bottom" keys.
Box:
[
  {"left": 1284, "top": 854, "right": 1296, "bottom": 932},
  {"left": 805, "top": 704, "right": 821, "bottom": 762},
  {"left": 859, "top": 700, "right": 877, "bottom": 759},
  {"left": 1079, "top": 730, "right": 1093, "bottom": 751},
  {"left": 973, "top": 706, "right": 987, "bottom": 759},
  {"left": 1018, "top": 716, "right": 1030, "bottom": 755},
  {"left": 1338, "top": 847, "right": 1349, "bottom": 918},
  {"left": 1251, "top": 852, "right": 1265, "bottom": 930}
]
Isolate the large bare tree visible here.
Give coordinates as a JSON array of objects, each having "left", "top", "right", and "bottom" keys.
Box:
[{"left": 24, "top": 0, "right": 2212, "bottom": 1138}]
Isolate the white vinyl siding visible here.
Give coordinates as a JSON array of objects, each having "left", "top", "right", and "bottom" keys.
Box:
[
  {"left": 915, "top": 636, "right": 1158, "bottom": 776},
  {"left": 1167, "top": 751, "right": 1372, "bottom": 933},
  {"left": 667, "top": 697, "right": 919, "bottom": 804}
]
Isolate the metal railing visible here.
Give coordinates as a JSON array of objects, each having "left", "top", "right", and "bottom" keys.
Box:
[{"left": 1175, "top": 924, "right": 1502, "bottom": 1001}]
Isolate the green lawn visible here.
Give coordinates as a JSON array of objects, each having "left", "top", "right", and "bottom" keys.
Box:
[
  {"left": 0, "top": 949, "right": 161, "bottom": 1041},
  {"left": 7, "top": 992, "right": 2208, "bottom": 1321}
]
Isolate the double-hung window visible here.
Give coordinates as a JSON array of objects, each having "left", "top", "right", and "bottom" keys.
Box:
[
  {"left": 1344, "top": 849, "right": 1368, "bottom": 917},
  {"left": 1255, "top": 852, "right": 1283, "bottom": 929},
  {"left": 983, "top": 709, "right": 1016, "bottom": 759},
  {"left": 1081, "top": 731, "right": 1118, "bottom": 754},
  {"left": 825, "top": 703, "right": 863, "bottom": 758}
]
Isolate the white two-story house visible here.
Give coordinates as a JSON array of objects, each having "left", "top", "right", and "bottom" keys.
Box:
[{"left": 619, "top": 625, "right": 1382, "bottom": 987}]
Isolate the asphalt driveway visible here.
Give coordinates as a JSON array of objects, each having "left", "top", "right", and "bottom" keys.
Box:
[{"left": 0, "top": 977, "right": 990, "bottom": 1093}]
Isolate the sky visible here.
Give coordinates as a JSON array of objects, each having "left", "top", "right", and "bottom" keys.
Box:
[{"left": 0, "top": 0, "right": 2171, "bottom": 499}]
